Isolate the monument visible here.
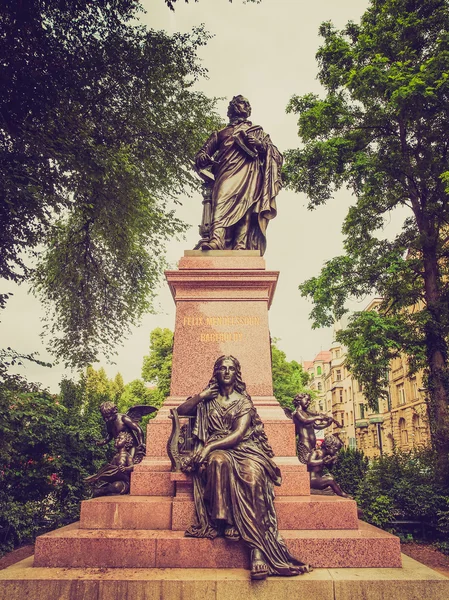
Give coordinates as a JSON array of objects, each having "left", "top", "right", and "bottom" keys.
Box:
[{"left": 1, "top": 96, "right": 447, "bottom": 599}]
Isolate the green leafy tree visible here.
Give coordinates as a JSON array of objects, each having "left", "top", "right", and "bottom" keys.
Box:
[
  {"left": 271, "top": 340, "right": 312, "bottom": 410},
  {"left": 118, "top": 378, "right": 154, "bottom": 413},
  {"left": 284, "top": 0, "right": 449, "bottom": 472},
  {"left": 1, "top": 1, "right": 221, "bottom": 366},
  {"left": 142, "top": 327, "right": 174, "bottom": 407}
]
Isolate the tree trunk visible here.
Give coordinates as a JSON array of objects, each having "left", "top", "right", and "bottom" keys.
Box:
[{"left": 422, "top": 232, "right": 449, "bottom": 481}]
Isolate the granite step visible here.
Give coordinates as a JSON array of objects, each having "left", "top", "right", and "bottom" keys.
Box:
[
  {"left": 33, "top": 521, "right": 402, "bottom": 569},
  {"left": 79, "top": 494, "right": 359, "bottom": 531},
  {"left": 4, "top": 554, "right": 449, "bottom": 600},
  {"left": 130, "top": 456, "right": 311, "bottom": 496}
]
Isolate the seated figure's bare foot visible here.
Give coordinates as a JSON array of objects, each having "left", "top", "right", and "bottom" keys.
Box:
[
  {"left": 250, "top": 549, "right": 269, "bottom": 580},
  {"left": 224, "top": 525, "right": 240, "bottom": 542}
]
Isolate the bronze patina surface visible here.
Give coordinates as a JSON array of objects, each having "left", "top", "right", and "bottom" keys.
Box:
[
  {"left": 194, "top": 96, "right": 282, "bottom": 255},
  {"left": 285, "top": 393, "right": 341, "bottom": 464},
  {"left": 96, "top": 402, "right": 157, "bottom": 464},
  {"left": 176, "top": 355, "right": 310, "bottom": 580},
  {"left": 85, "top": 431, "right": 134, "bottom": 496}
]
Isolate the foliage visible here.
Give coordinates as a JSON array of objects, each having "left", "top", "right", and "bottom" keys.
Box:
[
  {"left": 330, "top": 447, "right": 369, "bottom": 497},
  {"left": 164, "top": 0, "right": 260, "bottom": 9},
  {"left": 118, "top": 378, "right": 155, "bottom": 412},
  {"left": 0, "top": 376, "right": 110, "bottom": 556},
  {"left": 283, "top": 0, "right": 449, "bottom": 465},
  {"left": 142, "top": 327, "right": 174, "bottom": 407},
  {"left": 354, "top": 448, "right": 449, "bottom": 531},
  {"left": 1, "top": 0, "right": 221, "bottom": 366},
  {"left": 270, "top": 340, "right": 313, "bottom": 410}
]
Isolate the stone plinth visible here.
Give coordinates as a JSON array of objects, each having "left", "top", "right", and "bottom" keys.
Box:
[
  {"left": 166, "top": 251, "right": 278, "bottom": 399},
  {"left": 130, "top": 456, "right": 310, "bottom": 497},
  {"left": 79, "top": 494, "right": 358, "bottom": 532},
  {"left": 33, "top": 520, "right": 402, "bottom": 570}
]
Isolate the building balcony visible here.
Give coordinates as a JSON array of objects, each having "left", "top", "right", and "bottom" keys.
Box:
[
  {"left": 369, "top": 415, "right": 384, "bottom": 424},
  {"left": 355, "top": 419, "right": 369, "bottom": 428},
  {"left": 330, "top": 381, "right": 344, "bottom": 391}
]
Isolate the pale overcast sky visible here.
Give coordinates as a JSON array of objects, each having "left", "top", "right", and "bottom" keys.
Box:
[{"left": 2, "top": 0, "right": 380, "bottom": 391}]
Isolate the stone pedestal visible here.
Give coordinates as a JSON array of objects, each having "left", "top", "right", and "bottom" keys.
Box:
[{"left": 3, "top": 251, "right": 447, "bottom": 599}]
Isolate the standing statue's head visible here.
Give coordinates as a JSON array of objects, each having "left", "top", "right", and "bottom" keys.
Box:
[
  {"left": 227, "top": 95, "right": 251, "bottom": 122},
  {"left": 293, "top": 393, "right": 311, "bottom": 410},
  {"left": 210, "top": 355, "right": 247, "bottom": 394}
]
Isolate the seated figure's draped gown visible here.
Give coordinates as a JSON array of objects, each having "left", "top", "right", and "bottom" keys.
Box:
[{"left": 185, "top": 392, "right": 303, "bottom": 576}]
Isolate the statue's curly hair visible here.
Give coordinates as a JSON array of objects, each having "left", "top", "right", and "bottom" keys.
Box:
[
  {"left": 116, "top": 431, "right": 134, "bottom": 451},
  {"left": 100, "top": 401, "right": 118, "bottom": 416},
  {"left": 322, "top": 434, "right": 343, "bottom": 454},
  {"left": 208, "top": 355, "right": 275, "bottom": 458},
  {"left": 227, "top": 95, "right": 251, "bottom": 120}
]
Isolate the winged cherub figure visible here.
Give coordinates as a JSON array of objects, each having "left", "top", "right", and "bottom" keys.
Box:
[{"left": 96, "top": 401, "right": 157, "bottom": 464}]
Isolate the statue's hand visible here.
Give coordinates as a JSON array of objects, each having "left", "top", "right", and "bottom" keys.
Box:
[
  {"left": 192, "top": 445, "right": 210, "bottom": 466},
  {"left": 95, "top": 440, "right": 105, "bottom": 446},
  {"left": 196, "top": 152, "right": 212, "bottom": 169},
  {"left": 199, "top": 383, "right": 219, "bottom": 402},
  {"left": 118, "top": 465, "right": 126, "bottom": 472},
  {"left": 246, "top": 134, "right": 265, "bottom": 154}
]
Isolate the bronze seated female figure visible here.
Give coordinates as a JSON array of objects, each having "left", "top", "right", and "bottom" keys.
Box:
[{"left": 177, "top": 355, "right": 310, "bottom": 580}]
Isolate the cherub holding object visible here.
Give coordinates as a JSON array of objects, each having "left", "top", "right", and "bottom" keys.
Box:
[
  {"left": 284, "top": 393, "right": 342, "bottom": 463},
  {"left": 96, "top": 402, "right": 157, "bottom": 464},
  {"left": 308, "top": 434, "right": 349, "bottom": 497},
  {"left": 85, "top": 431, "right": 135, "bottom": 496}
]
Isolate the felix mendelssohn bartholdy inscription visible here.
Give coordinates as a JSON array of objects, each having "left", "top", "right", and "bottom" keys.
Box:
[{"left": 182, "top": 315, "right": 261, "bottom": 343}]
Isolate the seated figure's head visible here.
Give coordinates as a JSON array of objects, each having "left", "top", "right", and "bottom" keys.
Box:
[
  {"left": 227, "top": 95, "right": 251, "bottom": 121},
  {"left": 100, "top": 401, "right": 118, "bottom": 420},
  {"left": 211, "top": 355, "right": 246, "bottom": 394}
]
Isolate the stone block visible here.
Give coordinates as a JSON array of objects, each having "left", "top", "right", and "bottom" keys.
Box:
[
  {"left": 33, "top": 523, "right": 157, "bottom": 568},
  {"left": 80, "top": 496, "right": 172, "bottom": 530},
  {"left": 130, "top": 470, "right": 174, "bottom": 496},
  {"left": 33, "top": 522, "right": 402, "bottom": 570},
  {"left": 170, "top": 496, "right": 358, "bottom": 532}
]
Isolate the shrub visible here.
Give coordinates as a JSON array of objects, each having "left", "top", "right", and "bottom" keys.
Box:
[{"left": 330, "top": 447, "right": 369, "bottom": 497}]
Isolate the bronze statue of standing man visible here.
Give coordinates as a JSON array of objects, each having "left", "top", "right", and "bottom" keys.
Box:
[{"left": 195, "top": 96, "right": 282, "bottom": 255}]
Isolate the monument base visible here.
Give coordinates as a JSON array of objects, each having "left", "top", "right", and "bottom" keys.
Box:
[{"left": 1, "top": 554, "right": 447, "bottom": 600}]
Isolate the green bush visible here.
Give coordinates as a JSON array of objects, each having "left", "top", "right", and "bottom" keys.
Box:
[
  {"left": 352, "top": 448, "right": 449, "bottom": 537},
  {"left": 0, "top": 378, "right": 110, "bottom": 556},
  {"left": 330, "top": 447, "right": 369, "bottom": 497}
]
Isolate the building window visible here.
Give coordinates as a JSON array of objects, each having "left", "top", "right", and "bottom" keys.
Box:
[
  {"left": 399, "top": 418, "right": 408, "bottom": 446},
  {"left": 397, "top": 384, "right": 406, "bottom": 405},
  {"left": 335, "top": 349, "right": 340, "bottom": 358},
  {"left": 341, "top": 413, "right": 345, "bottom": 426},
  {"left": 412, "top": 380, "right": 418, "bottom": 400},
  {"left": 336, "top": 369, "right": 342, "bottom": 381},
  {"left": 317, "top": 382, "right": 322, "bottom": 391},
  {"left": 316, "top": 366, "right": 322, "bottom": 375},
  {"left": 339, "top": 389, "right": 343, "bottom": 403},
  {"left": 360, "top": 404, "right": 366, "bottom": 419}
]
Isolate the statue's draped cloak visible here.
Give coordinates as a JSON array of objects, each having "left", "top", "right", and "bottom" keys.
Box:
[
  {"left": 198, "top": 121, "right": 282, "bottom": 255},
  {"left": 186, "top": 394, "right": 303, "bottom": 576}
]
